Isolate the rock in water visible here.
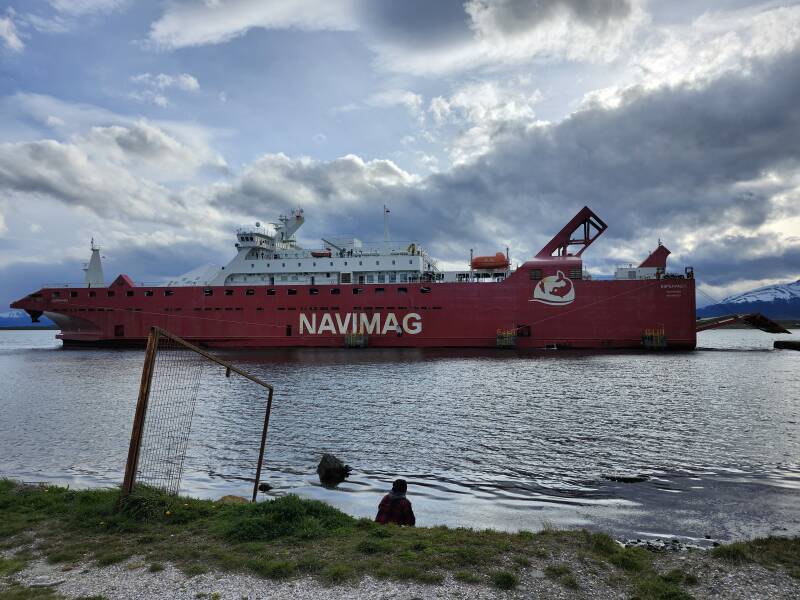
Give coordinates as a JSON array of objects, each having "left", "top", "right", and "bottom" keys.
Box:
[
  {"left": 219, "top": 495, "right": 248, "bottom": 504},
  {"left": 317, "top": 453, "right": 352, "bottom": 487}
]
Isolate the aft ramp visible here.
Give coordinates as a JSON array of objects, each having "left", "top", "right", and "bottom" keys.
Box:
[{"left": 696, "top": 313, "right": 791, "bottom": 334}]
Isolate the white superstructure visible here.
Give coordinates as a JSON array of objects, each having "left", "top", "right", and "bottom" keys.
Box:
[{"left": 175, "top": 208, "right": 442, "bottom": 287}]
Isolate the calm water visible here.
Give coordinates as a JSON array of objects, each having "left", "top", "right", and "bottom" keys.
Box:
[{"left": 1, "top": 329, "right": 798, "bottom": 544}]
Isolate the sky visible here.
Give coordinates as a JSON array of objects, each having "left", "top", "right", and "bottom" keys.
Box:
[{"left": 1, "top": 0, "right": 799, "bottom": 310}]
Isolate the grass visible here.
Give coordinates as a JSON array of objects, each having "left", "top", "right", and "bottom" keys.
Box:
[
  {"left": 544, "top": 564, "right": 579, "bottom": 589},
  {"left": 490, "top": 570, "right": 518, "bottom": 590},
  {"left": 581, "top": 532, "right": 693, "bottom": 599},
  {"left": 712, "top": 537, "right": 800, "bottom": 578},
  {"left": 0, "top": 479, "right": 797, "bottom": 594}
]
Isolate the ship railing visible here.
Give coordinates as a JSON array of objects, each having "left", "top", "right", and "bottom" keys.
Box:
[
  {"left": 41, "top": 282, "right": 91, "bottom": 288},
  {"left": 41, "top": 280, "right": 170, "bottom": 289}
]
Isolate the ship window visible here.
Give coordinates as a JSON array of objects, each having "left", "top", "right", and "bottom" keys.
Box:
[
  {"left": 70, "top": 291, "right": 78, "bottom": 298},
  {"left": 89, "top": 291, "right": 96, "bottom": 298},
  {"left": 286, "top": 324, "right": 292, "bottom": 336},
  {"left": 375, "top": 287, "right": 385, "bottom": 294},
  {"left": 376, "top": 261, "right": 380, "bottom": 265},
  {"left": 107, "top": 291, "right": 115, "bottom": 297},
  {"left": 298, "top": 262, "right": 302, "bottom": 267},
  {"left": 225, "top": 289, "right": 234, "bottom": 296},
  {"left": 353, "top": 287, "right": 363, "bottom": 295},
  {"left": 330, "top": 288, "right": 340, "bottom": 295},
  {"left": 164, "top": 290, "right": 174, "bottom": 296},
  {"left": 126, "top": 291, "right": 134, "bottom": 297},
  {"left": 326, "top": 273, "right": 330, "bottom": 277},
  {"left": 256, "top": 307, "right": 263, "bottom": 311},
  {"left": 569, "top": 268, "right": 582, "bottom": 280},
  {"left": 344, "top": 261, "right": 348, "bottom": 266},
  {"left": 359, "top": 261, "right": 362, "bottom": 265},
  {"left": 421, "top": 287, "right": 431, "bottom": 294},
  {"left": 313, "top": 262, "right": 316, "bottom": 267},
  {"left": 282, "top": 263, "right": 285, "bottom": 267},
  {"left": 378, "top": 274, "right": 385, "bottom": 283},
  {"left": 398, "top": 287, "right": 407, "bottom": 294},
  {"left": 245, "top": 289, "right": 255, "bottom": 296},
  {"left": 409, "top": 260, "right": 413, "bottom": 264},
  {"left": 392, "top": 260, "right": 395, "bottom": 265},
  {"left": 288, "top": 288, "right": 297, "bottom": 295},
  {"left": 330, "top": 262, "right": 334, "bottom": 266},
  {"left": 204, "top": 288, "right": 213, "bottom": 296},
  {"left": 267, "top": 289, "right": 276, "bottom": 296},
  {"left": 309, "top": 288, "right": 319, "bottom": 295},
  {"left": 367, "top": 275, "right": 374, "bottom": 283},
  {"left": 389, "top": 273, "right": 397, "bottom": 283},
  {"left": 529, "top": 269, "right": 542, "bottom": 280}
]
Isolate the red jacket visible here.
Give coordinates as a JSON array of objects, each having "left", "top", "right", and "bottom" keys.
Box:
[{"left": 375, "top": 493, "right": 415, "bottom": 526}]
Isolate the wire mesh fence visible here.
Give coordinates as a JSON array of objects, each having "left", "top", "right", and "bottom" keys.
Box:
[{"left": 121, "top": 327, "right": 274, "bottom": 502}]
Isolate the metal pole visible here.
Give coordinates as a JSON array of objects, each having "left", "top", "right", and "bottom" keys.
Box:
[
  {"left": 121, "top": 327, "right": 160, "bottom": 498},
  {"left": 252, "top": 387, "right": 274, "bottom": 502}
]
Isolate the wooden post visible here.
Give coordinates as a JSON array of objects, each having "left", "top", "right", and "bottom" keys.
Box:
[
  {"left": 252, "top": 386, "right": 274, "bottom": 503},
  {"left": 121, "top": 327, "right": 160, "bottom": 498}
]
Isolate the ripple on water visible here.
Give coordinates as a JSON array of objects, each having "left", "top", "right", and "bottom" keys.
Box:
[{"left": 0, "top": 328, "right": 799, "bottom": 540}]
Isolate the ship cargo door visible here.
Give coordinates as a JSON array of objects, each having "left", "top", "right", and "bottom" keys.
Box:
[
  {"left": 270, "top": 276, "right": 275, "bottom": 286},
  {"left": 311, "top": 276, "right": 315, "bottom": 285},
  {"left": 358, "top": 274, "right": 365, "bottom": 284}
]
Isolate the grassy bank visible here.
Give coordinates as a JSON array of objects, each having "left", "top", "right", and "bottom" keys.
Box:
[{"left": 1, "top": 480, "right": 798, "bottom": 599}]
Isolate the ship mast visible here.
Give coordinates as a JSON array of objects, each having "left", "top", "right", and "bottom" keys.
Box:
[{"left": 383, "top": 205, "right": 390, "bottom": 246}]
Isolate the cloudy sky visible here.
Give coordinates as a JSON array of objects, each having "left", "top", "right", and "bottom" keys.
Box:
[{"left": 1, "top": 0, "right": 799, "bottom": 309}]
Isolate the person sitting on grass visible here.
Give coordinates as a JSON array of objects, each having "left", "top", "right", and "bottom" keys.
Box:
[{"left": 375, "top": 479, "right": 416, "bottom": 526}]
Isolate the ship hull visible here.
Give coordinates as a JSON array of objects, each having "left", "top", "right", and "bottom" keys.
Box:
[{"left": 12, "top": 271, "right": 697, "bottom": 350}]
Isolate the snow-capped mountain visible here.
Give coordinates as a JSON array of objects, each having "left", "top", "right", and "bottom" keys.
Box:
[
  {"left": 720, "top": 279, "right": 800, "bottom": 304},
  {"left": 0, "top": 310, "right": 55, "bottom": 328},
  {"left": 697, "top": 279, "right": 800, "bottom": 318}
]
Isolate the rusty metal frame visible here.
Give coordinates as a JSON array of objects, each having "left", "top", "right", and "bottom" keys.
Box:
[{"left": 121, "top": 326, "right": 274, "bottom": 503}]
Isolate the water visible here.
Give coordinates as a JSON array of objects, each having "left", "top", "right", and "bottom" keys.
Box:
[{"left": 1, "top": 329, "right": 798, "bottom": 544}]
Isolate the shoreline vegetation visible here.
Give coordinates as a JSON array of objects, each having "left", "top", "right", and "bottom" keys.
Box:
[{"left": 0, "top": 480, "right": 798, "bottom": 599}]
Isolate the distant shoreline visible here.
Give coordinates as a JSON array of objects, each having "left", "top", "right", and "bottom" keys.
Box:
[{"left": 0, "top": 326, "right": 58, "bottom": 331}]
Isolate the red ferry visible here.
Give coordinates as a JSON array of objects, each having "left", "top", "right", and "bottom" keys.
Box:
[{"left": 10, "top": 207, "right": 697, "bottom": 349}]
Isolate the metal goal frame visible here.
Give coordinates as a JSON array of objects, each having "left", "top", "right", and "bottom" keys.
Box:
[{"left": 121, "top": 326, "right": 274, "bottom": 502}]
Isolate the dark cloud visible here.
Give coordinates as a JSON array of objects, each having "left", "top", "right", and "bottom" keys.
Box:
[
  {"left": 688, "top": 235, "right": 800, "bottom": 286},
  {"left": 467, "top": 0, "right": 633, "bottom": 36},
  {"left": 395, "top": 48, "right": 800, "bottom": 275},
  {"left": 359, "top": 0, "right": 471, "bottom": 49}
]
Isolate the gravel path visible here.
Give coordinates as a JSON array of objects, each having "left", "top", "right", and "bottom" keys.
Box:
[
  {"left": 4, "top": 547, "right": 799, "bottom": 598},
  {"left": 9, "top": 555, "right": 621, "bottom": 599}
]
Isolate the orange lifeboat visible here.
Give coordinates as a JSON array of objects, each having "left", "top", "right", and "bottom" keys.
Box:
[
  {"left": 471, "top": 252, "right": 509, "bottom": 270},
  {"left": 311, "top": 248, "right": 332, "bottom": 258}
]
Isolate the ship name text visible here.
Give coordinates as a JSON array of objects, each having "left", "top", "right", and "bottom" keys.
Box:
[{"left": 299, "top": 312, "right": 422, "bottom": 335}]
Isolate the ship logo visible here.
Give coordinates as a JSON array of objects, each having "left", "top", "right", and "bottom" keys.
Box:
[{"left": 531, "top": 271, "right": 575, "bottom": 305}]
